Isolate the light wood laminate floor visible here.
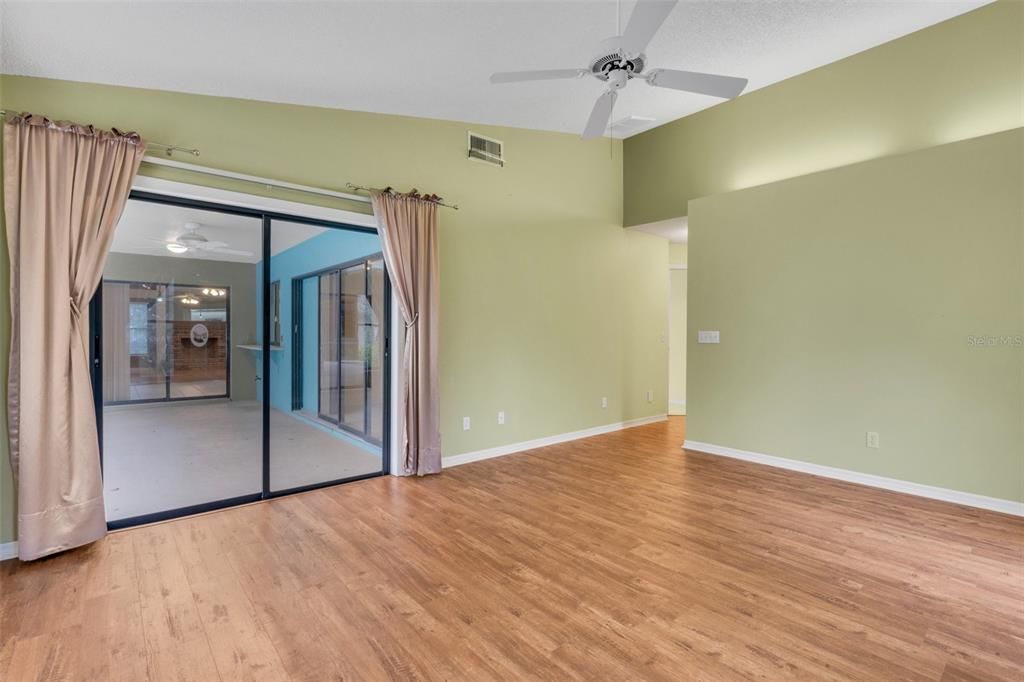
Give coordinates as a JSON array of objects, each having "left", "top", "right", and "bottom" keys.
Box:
[{"left": 2, "top": 417, "right": 1022, "bottom": 681}]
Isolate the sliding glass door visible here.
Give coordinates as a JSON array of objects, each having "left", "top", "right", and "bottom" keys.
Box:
[
  {"left": 319, "top": 270, "right": 341, "bottom": 423},
  {"left": 267, "top": 221, "right": 388, "bottom": 493},
  {"left": 102, "top": 281, "right": 230, "bottom": 403},
  {"left": 91, "top": 194, "right": 390, "bottom": 528},
  {"left": 313, "top": 257, "right": 386, "bottom": 443},
  {"left": 97, "top": 200, "right": 262, "bottom": 525},
  {"left": 368, "top": 258, "right": 386, "bottom": 441}
]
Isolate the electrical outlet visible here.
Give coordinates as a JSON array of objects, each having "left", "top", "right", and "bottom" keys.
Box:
[
  {"left": 463, "top": 417, "right": 471, "bottom": 431},
  {"left": 698, "top": 330, "right": 721, "bottom": 344},
  {"left": 497, "top": 411, "right": 505, "bottom": 425},
  {"left": 646, "top": 390, "right": 654, "bottom": 402},
  {"left": 601, "top": 397, "right": 608, "bottom": 408},
  {"left": 866, "top": 431, "right": 880, "bottom": 449}
]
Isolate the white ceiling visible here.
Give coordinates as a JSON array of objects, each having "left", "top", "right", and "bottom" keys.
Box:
[
  {"left": 0, "top": 1, "right": 989, "bottom": 138},
  {"left": 628, "top": 216, "right": 687, "bottom": 242},
  {"left": 112, "top": 200, "right": 324, "bottom": 264}
]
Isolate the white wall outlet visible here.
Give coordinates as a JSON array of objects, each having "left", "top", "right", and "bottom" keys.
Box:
[
  {"left": 866, "top": 431, "right": 880, "bottom": 449},
  {"left": 463, "top": 417, "right": 471, "bottom": 431},
  {"left": 698, "top": 330, "right": 721, "bottom": 344},
  {"left": 646, "top": 390, "right": 654, "bottom": 402},
  {"left": 497, "top": 411, "right": 505, "bottom": 425},
  {"left": 601, "top": 397, "right": 608, "bottom": 408}
]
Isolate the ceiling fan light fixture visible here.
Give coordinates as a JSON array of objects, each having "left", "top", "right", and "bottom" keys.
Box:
[
  {"left": 487, "top": 0, "right": 747, "bottom": 139},
  {"left": 166, "top": 242, "right": 188, "bottom": 254}
]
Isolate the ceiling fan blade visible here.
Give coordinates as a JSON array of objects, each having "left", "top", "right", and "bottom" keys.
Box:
[
  {"left": 490, "top": 69, "right": 587, "bottom": 84},
  {"left": 621, "top": 0, "right": 678, "bottom": 56},
  {"left": 646, "top": 69, "right": 748, "bottom": 99},
  {"left": 208, "top": 248, "right": 254, "bottom": 257},
  {"left": 582, "top": 90, "right": 617, "bottom": 140},
  {"left": 192, "top": 240, "right": 228, "bottom": 250},
  {"left": 189, "top": 240, "right": 253, "bottom": 257}
]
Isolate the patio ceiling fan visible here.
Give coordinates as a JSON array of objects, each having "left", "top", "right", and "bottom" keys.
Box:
[
  {"left": 165, "top": 222, "right": 253, "bottom": 257},
  {"left": 135, "top": 222, "right": 254, "bottom": 258},
  {"left": 489, "top": 0, "right": 748, "bottom": 139}
]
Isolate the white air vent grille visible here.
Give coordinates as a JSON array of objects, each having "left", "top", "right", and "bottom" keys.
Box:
[
  {"left": 468, "top": 132, "right": 504, "bottom": 167},
  {"left": 610, "top": 116, "right": 656, "bottom": 136}
]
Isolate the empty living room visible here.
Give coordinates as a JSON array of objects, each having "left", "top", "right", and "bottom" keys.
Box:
[{"left": 0, "top": 1, "right": 1021, "bottom": 680}]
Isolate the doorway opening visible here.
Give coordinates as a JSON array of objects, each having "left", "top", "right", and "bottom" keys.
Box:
[{"left": 668, "top": 244, "right": 687, "bottom": 419}]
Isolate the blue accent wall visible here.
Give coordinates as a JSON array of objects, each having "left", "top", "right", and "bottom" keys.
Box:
[{"left": 257, "top": 228, "right": 381, "bottom": 413}]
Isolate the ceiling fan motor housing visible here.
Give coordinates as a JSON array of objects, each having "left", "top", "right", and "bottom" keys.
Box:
[
  {"left": 590, "top": 36, "right": 645, "bottom": 84},
  {"left": 178, "top": 222, "right": 209, "bottom": 244}
]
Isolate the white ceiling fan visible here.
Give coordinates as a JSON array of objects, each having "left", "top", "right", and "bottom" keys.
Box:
[
  {"left": 162, "top": 222, "right": 253, "bottom": 258},
  {"left": 489, "top": 0, "right": 748, "bottom": 139}
]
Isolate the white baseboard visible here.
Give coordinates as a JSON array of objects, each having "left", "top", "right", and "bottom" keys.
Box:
[
  {"left": 444, "top": 414, "right": 668, "bottom": 468},
  {"left": 683, "top": 440, "right": 1024, "bottom": 517},
  {"left": 0, "top": 541, "right": 18, "bottom": 561}
]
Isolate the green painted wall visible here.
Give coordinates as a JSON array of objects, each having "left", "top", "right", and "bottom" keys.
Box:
[
  {"left": 624, "top": 1, "right": 1024, "bottom": 226},
  {"left": 0, "top": 76, "right": 669, "bottom": 543},
  {"left": 669, "top": 243, "right": 688, "bottom": 267},
  {"left": 687, "top": 129, "right": 1023, "bottom": 502}
]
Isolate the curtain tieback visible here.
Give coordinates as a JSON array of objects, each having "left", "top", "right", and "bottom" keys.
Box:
[
  {"left": 405, "top": 313, "right": 419, "bottom": 330},
  {"left": 69, "top": 297, "right": 81, "bottom": 320}
]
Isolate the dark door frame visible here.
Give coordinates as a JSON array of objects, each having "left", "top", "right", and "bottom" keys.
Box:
[{"left": 90, "top": 190, "right": 392, "bottom": 530}]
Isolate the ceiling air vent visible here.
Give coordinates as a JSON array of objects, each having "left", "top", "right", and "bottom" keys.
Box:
[
  {"left": 468, "top": 132, "right": 504, "bottom": 167},
  {"left": 610, "top": 116, "right": 656, "bottom": 137}
]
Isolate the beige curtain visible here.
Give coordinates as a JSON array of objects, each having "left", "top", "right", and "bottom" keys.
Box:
[
  {"left": 4, "top": 114, "right": 145, "bottom": 560},
  {"left": 370, "top": 190, "right": 441, "bottom": 475}
]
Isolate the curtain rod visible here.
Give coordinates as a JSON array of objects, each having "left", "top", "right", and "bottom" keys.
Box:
[
  {"left": 0, "top": 110, "right": 199, "bottom": 157},
  {"left": 142, "top": 156, "right": 372, "bottom": 205},
  {"left": 345, "top": 183, "right": 459, "bottom": 210},
  {"left": 2, "top": 110, "right": 456, "bottom": 209}
]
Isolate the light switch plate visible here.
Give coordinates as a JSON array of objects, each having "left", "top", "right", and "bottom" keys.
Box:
[
  {"left": 698, "top": 330, "right": 720, "bottom": 344},
  {"left": 463, "top": 417, "right": 471, "bottom": 431}
]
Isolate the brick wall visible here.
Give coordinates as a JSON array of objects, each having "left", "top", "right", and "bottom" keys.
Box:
[{"left": 170, "top": 320, "right": 228, "bottom": 381}]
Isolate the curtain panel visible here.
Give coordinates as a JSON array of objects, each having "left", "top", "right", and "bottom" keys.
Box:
[
  {"left": 3, "top": 114, "right": 145, "bottom": 560},
  {"left": 370, "top": 190, "right": 442, "bottom": 475}
]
